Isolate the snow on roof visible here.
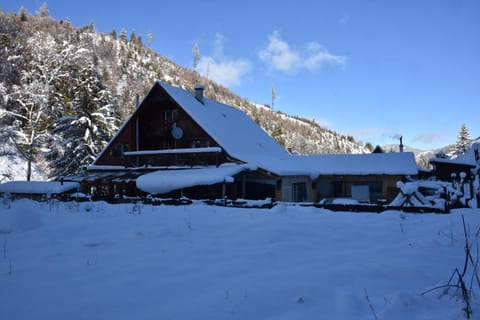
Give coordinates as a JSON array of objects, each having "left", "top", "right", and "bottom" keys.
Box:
[
  {"left": 92, "top": 82, "right": 419, "bottom": 178},
  {"left": 158, "top": 82, "right": 299, "bottom": 173},
  {"left": 159, "top": 83, "right": 419, "bottom": 177},
  {"left": 430, "top": 143, "right": 479, "bottom": 167},
  {"left": 136, "top": 153, "right": 418, "bottom": 195},
  {"left": 0, "top": 181, "right": 80, "bottom": 194},
  {"left": 136, "top": 163, "right": 250, "bottom": 195},
  {"left": 300, "top": 152, "right": 419, "bottom": 176}
]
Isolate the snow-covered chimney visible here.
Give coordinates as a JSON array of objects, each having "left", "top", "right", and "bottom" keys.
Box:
[
  {"left": 399, "top": 136, "right": 404, "bottom": 153},
  {"left": 194, "top": 84, "right": 205, "bottom": 104}
]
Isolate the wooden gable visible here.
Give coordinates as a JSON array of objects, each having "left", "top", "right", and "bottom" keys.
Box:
[
  {"left": 430, "top": 161, "right": 476, "bottom": 181},
  {"left": 94, "top": 83, "right": 229, "bottom": 168}
]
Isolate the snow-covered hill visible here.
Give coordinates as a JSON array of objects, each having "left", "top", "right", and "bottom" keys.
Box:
[
  {"left": 1, "top": 200, "right": 479, "bottom": 319},
  {"left": 385, "top": 135, "right": 480, "bottom": 169}
]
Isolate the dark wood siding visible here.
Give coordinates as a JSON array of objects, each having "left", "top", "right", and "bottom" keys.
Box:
[{"left": 95, "top": 85, "right": 227, "bottom": 168}]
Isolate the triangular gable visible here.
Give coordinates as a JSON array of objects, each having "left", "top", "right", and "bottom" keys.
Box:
[
  {"left": 158, "top": 82, "right": 290, "bottom": 162},
  {"left": 91, "top": 81, "right": 295, "bottom": 175}
]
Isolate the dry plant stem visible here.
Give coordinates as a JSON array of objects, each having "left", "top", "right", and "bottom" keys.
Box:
[{"left": 364, "top": 288, "right": 379, "bottom": 320}]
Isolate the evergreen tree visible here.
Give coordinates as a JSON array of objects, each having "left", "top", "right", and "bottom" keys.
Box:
[
  {"left": 364, "top": 142, "right": 373, "bottom": 152},
  {"left": 119, "top": 28, "right": 128, "bottom": 43},
  {"left": 455, "top": 123, "right": 472, "bottom": 156},
  {"left": 130, "top": 31, "right": 137, "bottom": 44},
  {"left": 109, "top": 29, "right": 117, "bottom": 39},
  {"left": 18, "top": 6, "right": 28, "bottom": 21},
  {"left": 50, "top": 60, "right": 118, "bottom": 177}
]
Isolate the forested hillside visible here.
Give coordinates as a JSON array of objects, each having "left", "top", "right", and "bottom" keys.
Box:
[{"left": 0, "top": 7, "right": 366, "bottom": 180}]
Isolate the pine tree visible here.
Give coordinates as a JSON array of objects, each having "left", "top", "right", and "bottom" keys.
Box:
[
  {"left": 18, "top": 7, "right": 28, "bottom": 22},
  {"left": 119, "top": 28, "right": 128, "bottom": 43},
  {"left": 50, "top": 60, "right": 118, "bottom": 178},
  {"left": 455, "top": 123, "right": 472, "bottom": 156},
  {"left": 110, "top": 29, "right": 117, "bottom": 40}
]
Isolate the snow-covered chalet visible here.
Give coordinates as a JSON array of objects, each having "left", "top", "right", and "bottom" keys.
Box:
[
  {"left": 73, "top": 81, "right": 418, "bottom": 203},
  {"left": 429, "top": 143, "right": 480, "bottom": 181}
]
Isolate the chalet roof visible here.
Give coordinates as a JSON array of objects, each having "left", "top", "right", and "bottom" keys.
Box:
[
  {"left": 157, "top": 82, "right": 418, "bottom": 177},
  {"left": 136, "top": 163, "right": 250, "bottom": 195},
  {"left": 299, "top": 152, "right": 419, "bottom": 176},
  {"left": 157, "top": 82, "right": 296, "bottom": 166},
  {"left": 0, "top": 181, "right": 80, "bottom": 194},
  {"left": 92, "top": 81, "right": 419, "bottom": 179},
  {"left": 135, "top": 152, "right": 418, "bottom": 194},
  {"left": 429, "top": 143, "right": 479, "bottom": 167}
]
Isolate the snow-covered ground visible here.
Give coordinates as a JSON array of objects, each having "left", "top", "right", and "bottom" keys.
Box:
[
  {"left": 0, "top": 139, "right": 47, "bottom": 183},
  {"left": 1, "top": 200, "right": 480, "bottom": 319}
]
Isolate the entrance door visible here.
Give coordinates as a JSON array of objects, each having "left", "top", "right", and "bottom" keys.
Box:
[{"left": 292, "top": 182, "right": 307, "bottom": 202}]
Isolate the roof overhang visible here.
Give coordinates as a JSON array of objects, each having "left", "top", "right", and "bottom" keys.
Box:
[
  {"left": 0, "top": 181, "right": 80, "bottom": 194},
  {"left": 136, "top": 164, "right": 250, "bottom": 195}
]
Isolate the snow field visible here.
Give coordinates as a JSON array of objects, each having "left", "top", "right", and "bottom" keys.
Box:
[{"left": 1, "top": 200, "right": 479, "bottom": 319}]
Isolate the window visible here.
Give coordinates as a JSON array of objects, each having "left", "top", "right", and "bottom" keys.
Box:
[
  {"left": 109, "top": 143, "right": 124, "bottom": 157},
  {"left": 292, "top": 182, "right": 307, "bottom": 202},
  {"left": 161, "top": 109, "right": 180, "bottom": 122},
  {"left": 171, "top": 109, "right": 179, "bottom": 121}
]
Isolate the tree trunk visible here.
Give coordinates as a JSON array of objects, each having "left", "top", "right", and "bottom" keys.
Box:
[{"left": 26, "top": 145, "right": 33, "bottom": 182}]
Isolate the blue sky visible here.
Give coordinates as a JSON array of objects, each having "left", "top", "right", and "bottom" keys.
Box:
[{"left": 3, "top": 1, "right": 480, "bottom": 150}]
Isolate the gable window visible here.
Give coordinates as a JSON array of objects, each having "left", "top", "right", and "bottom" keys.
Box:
[
  {"left": 110, "top": 143, "right": 124, "bottom": 157},
  {"left": 171, "top": 109, "right": 179, "bottom": 121},
  {"left": 161, "top": 109, "right": 180, "bottom": 122},
  {"left": 191, "top": 140, "right": 211, "bottom": 148}
]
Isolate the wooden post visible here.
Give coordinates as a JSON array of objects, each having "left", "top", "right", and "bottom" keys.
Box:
[{"left": 242, "top": 175, "right": 246, "bottom": 199}]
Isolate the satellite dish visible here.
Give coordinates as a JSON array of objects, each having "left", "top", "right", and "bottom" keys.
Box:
[{"left": 171, "top": 123, "right": 183, "bottom": 139}]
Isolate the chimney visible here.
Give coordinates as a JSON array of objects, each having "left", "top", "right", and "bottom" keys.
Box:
[
  {"left": 399, "top": 136, "right": 404, "bottom": 152},
  {"left": 194, "top": 84, "right": 205, "bottom": 104},
  {"left": 135, "top": 94, "right": 140, "bottom": 108}
]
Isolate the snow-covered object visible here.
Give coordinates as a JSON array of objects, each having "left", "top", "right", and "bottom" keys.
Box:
[
  {"left": 468, "top": 197, "right": 478, "bottom": 209},
  {"left": 390, "top": 181, "right": 448, "bottom": 210},
  {"left": 158, "top": 82, "right": 287, "bottom": 158},
  {"left": 396, "top": 181, "right": 418, "bottom": 195},
  {"left": 430, "top": 143, "right": 479, "bottom": 167},
  {"left": 94, "top": 82, "right": 418, "bottom": 179},
  {"left": 0, "top": 181, "right": 80, "bottom": 195},
  {"left": 136, "top": 164, "right": 249, "bottom": 195},
  {"left": 301, "top": 152, "right": 418, "bottom": 176},
  {"left": 474, "top": 175, "right": 480, "bottom": 193},
  {"left": 124, "top": 147, "right": 222, "bottom": 156},
  {"left": 318, "top": 197, "right": 361, "bottom": 206}
]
